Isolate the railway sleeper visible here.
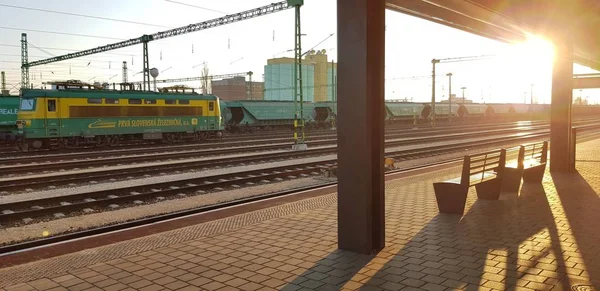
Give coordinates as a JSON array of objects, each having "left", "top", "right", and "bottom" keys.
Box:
[{"left": 0, "top": 164, "right": 322, "bottom": 224}]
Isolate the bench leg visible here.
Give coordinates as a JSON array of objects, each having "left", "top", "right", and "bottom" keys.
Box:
[
  {"left": 475, "top": 178, "right": 502, "bottom": 200},
  {"left": 433, "top": 183, "right": 469, "bottom": 215},
  {"left": 502, "top": 167, "right": 523, "bottom": 193},
  {"left": 522, "top": 164, "right": 546, "bottom": 183}
]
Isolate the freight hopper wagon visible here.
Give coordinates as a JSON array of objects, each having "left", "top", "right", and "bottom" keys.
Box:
[
  {"left": 314, "top": 102, "right": 337, "bottom": 128},
  {"left": 13, "top": 88, "right": 224, "bottom": 150},
  {"left": 223, "top": 100, "right": 317, "bottom": 133},
  {"left": 313, "top": 102, "right": 432, "bottom": 127},
  {"left": 385, "top": 102, "right": 432, "bottom": 124}
]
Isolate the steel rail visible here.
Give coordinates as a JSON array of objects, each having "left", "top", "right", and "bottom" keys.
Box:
[
  {"left": 0, "top": 123, "right": 577, "bottom": 177},
  {"left": 1, "top": 130, "right": 600, "bottom": 255},
  {"left": 6, "top": 127, "right": 600, "bottom": 223}
]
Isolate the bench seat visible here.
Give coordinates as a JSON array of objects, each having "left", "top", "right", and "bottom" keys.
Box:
[
  {"left": 433, "top": 149, "right": 506, "bottom": 215},
  {"left": 444, "top": 171, "right": 497, "bottom": 185}
]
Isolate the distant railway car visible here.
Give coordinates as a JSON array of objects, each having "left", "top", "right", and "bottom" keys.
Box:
[
  {"left": 511, "top": 104, "right": 530, "bottom": 119},
  {"left": 572, "top": 104, "right": 600, "bottom": 117},
  {"left": 485, "top": 104, "right": 514, "bottom": 119},
  {"left": 14, "top": 88, "right": 223, "bottom": 150},
  {"left": 458, "top": 103, "right": 487, "bottom": 119},
  {"left": 224, "top": 100, "right": 317, "bottom": 133},
  {"left": 385, "top": 102, "right": 430, "bottom": 123},
  {"left": 528, "top": 104, "right": 551, "bottom": 119},
  {"left": 314, "top": 102, "right": 337, "bottom": 127},
  {"left": 428, "top": 103, "right": 459, "bottom": 121}
]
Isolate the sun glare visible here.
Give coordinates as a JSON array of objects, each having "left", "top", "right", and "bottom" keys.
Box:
[
  {"left": 492, "top": 35, "right": 556, "bottom": 103},
  {"left": 513, "top": 36, "right": 555, "bottom": 63},
  {"left": 501, "top": 35, "right": 555, "bottom": 73}
]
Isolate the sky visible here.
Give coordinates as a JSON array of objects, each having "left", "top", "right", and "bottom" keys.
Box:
[{"left": 0, "top": 0, "right": 599, "bottom": 103}]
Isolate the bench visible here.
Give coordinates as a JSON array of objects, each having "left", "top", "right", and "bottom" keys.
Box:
[
  {"left": 502, "top": 141, "right": 548, "bottom": 192},
  {"left": 433, "top": 148, "right": 507, "bottom": 215}
]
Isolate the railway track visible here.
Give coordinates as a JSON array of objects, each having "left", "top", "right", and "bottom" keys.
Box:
[
  {"left": 0, "top": 118, "right": 587, "bottom": 159},
  {"left": 0, "top": 118, "right": 535, "bottom": 159},
  {"left": 0, "top": 121, "right": 583, "bottom": 178},
  {"left": 0, "top": 122, "right": 542, "bottom": 167},
  {"left": 1, "top": 128, "right": 599, "bottom": 254},
  {"left": 2, "top": 125, "right": 599, "bottom": 226}
]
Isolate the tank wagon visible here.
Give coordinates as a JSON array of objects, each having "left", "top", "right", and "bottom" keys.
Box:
[{"left": 10, "top": 87, "right": 223, "bottom": 150}]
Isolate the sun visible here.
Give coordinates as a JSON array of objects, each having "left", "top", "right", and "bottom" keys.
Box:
[
  {"left": 492, "top": 35, "right": 555, "bottom": 103},
  {"left": 512, "top": 35, "right": 555, "bottom": 64},
  {"left": 501, "top": 35, "right": 555, "bottom": 74}
]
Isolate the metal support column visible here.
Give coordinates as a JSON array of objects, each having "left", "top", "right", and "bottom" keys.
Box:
[
  {"left": 247, "top": 71, "right": 254, "bottom": 100},
  {"left": 431, "top": 59, "right": 439, "bottom": 127},
  {"left": 447, "top": 73, "right": 452, "bottom": 122},
  {"left": 337, "top": 0, "right": 385, "bottom": 254},
  {"left": 141, "top": 35, "right": 152, "bottom": 91},
  {"left": 122, "top": 61, "right": 128, "bottom": 84},
  {"left": 550, "top": 34, "right": 574, "bottom": 172},
  {"left": 1, "top": 71, "right": 5, "bottom": 93},
  {"left": 21, "top": 33, "right": 29, "bottom": 90},
  {"left": 291, "top": 0, "right": 307, "bottom": 151},
  {"left": 331, "top": 59, "right": 337, "bottom": 130}
]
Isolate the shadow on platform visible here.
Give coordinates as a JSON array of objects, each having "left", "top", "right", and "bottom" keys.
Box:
[
  {"left": 552, "top": 170, "right": 600, "bottom": 288},
  {"left": 281, "top": 170, "right": 600, "bottom": 290}
]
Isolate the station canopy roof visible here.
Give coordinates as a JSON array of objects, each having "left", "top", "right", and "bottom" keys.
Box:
[{"left": 386, "top": 0, "right": 600, "bottom": 70}]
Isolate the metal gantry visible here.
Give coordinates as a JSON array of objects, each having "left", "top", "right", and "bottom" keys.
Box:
[
  {"left": 129, "top": 72, "right": 248, "bottom": 86},
  {"left": 21, "top": 1, "right": 295, "bottom": 90}
]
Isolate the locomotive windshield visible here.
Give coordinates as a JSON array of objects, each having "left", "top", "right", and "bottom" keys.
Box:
[{"left": 20, "top": 98, "right": 35, "bottom": 111}]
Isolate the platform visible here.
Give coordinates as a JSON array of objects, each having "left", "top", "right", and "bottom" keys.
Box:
[{"left": 2, "top": 138, "right": 600, "bottom": 290}]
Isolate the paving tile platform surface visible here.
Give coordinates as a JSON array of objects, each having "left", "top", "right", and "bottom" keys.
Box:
[{"left": 2, "top": 139, "right": 600, "bottom": 290}]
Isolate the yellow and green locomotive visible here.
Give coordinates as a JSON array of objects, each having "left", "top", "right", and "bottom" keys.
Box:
[{"left": 14, "top": 86, "right": 223, "bottom": 150}]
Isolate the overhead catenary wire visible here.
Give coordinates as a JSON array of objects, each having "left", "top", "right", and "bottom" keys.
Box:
[
  {"left": 26, "top": 1, "right": 294, "bottom": 68},
  {"left": 0, "top": 43, "right": 137, "bottom": 57},
  {"left": 0, "top": 26, "right": 125, "bottom": 41},
  {"left": 0, "top": 3, "right": 174, "bottom": 29},
  {"left": 164, "top": 0, "right": 229, "bottom": 14},
  {"left": 28, "top": 42, "right": 56, "bottom": 57},
  {"left": 302, "top": 33, "right": 335, "bottom": 56},
  {"left": 0, "top": 53, "right": 117, "bottom": 63}
]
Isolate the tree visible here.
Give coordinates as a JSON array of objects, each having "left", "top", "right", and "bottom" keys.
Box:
[{"left": 201, "top": 63, "right": 210, "bottom": 94}]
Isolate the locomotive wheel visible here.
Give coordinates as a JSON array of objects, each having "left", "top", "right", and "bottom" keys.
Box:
[{"left": 31, "top": 140, "right": 44, "bottom": 150}]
